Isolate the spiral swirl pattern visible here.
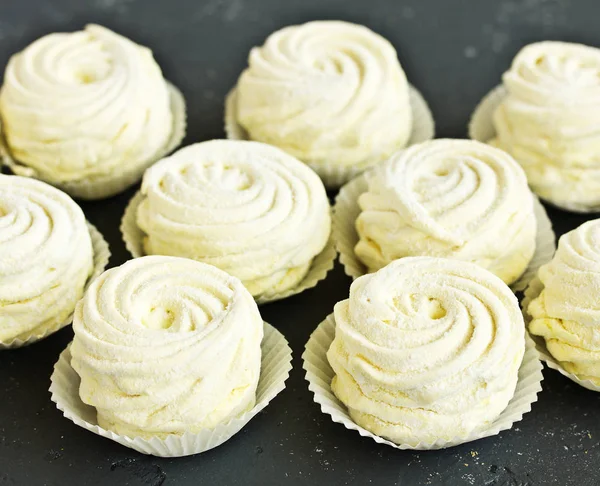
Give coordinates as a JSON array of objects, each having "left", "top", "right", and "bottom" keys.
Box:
[
  {"left": 136, "top": 140, "right": 331, "bottom": 298},
  {"left": 0, "top": 24, "right": 173, "bottom": 191},
  {"left": 70, "top": 256, "right": 264, "bottom": 438},
  {"left": 234, "top": 20, "right": 412, "bottom": 171},
  {"left": 355, "top": 139, "right": 536, "bottom": 285},
  {"left": 0, "top": 175, "right": 93, "bottom": 341},
  {"left": 493, "top": 41, "right": 600, "bottom": 211},
  {"left": 327, "top": 257, "right": 525, "bottom": 444},
  {"left": 528, "top": 219, "right": 600, "bottom": 383}
]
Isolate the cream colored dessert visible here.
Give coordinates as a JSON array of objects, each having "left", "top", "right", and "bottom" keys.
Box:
[
  {"left": 0, "top": 24, "right": 176, "bottom": 199},
  {"left": 233, "top": 20, "right": 412, "bottom": 175},
  {"left": 354, "top": 139, "right": 536, "bottom": 285},
  {"left": 327, "top": 256, "right": 525, "bottom": 445},
  {"left": 136, "top": 140, "right": 331, "bottom": 299},
  {"left": 492, "top": 41, "right": 600, "bottom": 212},
  {"left": 527, "top": 219, "right": 600, "bottom": 384},
  {"left": 70, "top": 256, "right": 264, "bottom": 438},
  {"left": 0, "top": 174, "right": 93, "bottom": 342}
]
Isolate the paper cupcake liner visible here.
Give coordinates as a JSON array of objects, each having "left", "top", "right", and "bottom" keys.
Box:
[
  {"left": 0, "top": 223, "right": 110, "bottom": 350},
  {"left": 512, "top": 197, "right": 556, "bottom": 292},
  {"left": 120, "top": 191, "right": 147, "bottom": 259},
  {"left": 468, "top": 84, "right": 507, "bottom": 143},
  {"left": 121, "top": 191, "right": 337, "bottom": 304},
  {"left": 224, "top": 84, "right": 435, "bottom": 188},
  {"left": 522, "top": 278, "right": 600, "bottom": 392},
  {"left": 332, "top": 172, "right": 556, "bottom": 292},
  {"left": 50, "top": 321, "right": 292, "bottom": 457},
  {"left": 0, "top": 82, "right": 187, "bottom": 200},
  {"left": 302, "top": 313, "right": 543, "bottom": 450}
]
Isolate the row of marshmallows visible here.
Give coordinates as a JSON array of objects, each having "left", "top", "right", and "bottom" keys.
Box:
[{"left": 3, "top": 22, "right": 598, "bottom": 213}]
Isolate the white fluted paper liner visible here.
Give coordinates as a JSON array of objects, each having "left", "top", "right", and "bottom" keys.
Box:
[
  {"left": 50, "top": 322, "right": 292, "bottom": 457},
  {"left": 121, "top": 190, "right": 337, "bottom": 305},
  {"left": 0, "top": 82, "right": 186, "bottom": 200},
  {"left": 332, "top": 172, "right": 556, "bottom": 292},
  {"left": 468, "top": 84, "right": 507, "bottom": 143},
  {"left": 512, "top": 198, "right": 556, "bottom": 291},
  {"left": 302, "top": 313, "right": 543, "bottom": 450},
  {"left": 0, "top": 223, "right": 110, "bottom": 350},
  {"left": 120, "top": 191, "right": 148, "bottom": 259},
  {"left": 522, "top": 278, "right": 600, "bottom": 392},
  {"left": 224, "top": 85, "right": 435, "bottom": 188}
]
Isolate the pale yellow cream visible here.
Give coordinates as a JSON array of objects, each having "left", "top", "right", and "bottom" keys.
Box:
[
  {"left": 0, "top": 24, "right": 173, "bottom": 195},
  {"left": 71, "top": 256, "right": 264, "bottom": 438},
  {"left": 355, "top": 139, "right": 536, "bottom": 285},
  {"left": 0, "top": 175, "right": 93, "bottom": 341},
  {"left": 234, "top": 20, "right": 412, "bottom": 172},
  {"left": 327, "top": 256, "right": 525, "bottom": 445},
  {"left": 493, "top": 41, "right": 600, "bottom": 211},
  {"left": 528, "top": 219, "right": 600, "bottom": 384},
  {"left": 136, "top": 140, "right": 331, "bottom": 299}
]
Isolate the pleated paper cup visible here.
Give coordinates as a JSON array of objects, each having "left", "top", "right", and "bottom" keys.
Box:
[
  {"left": 224, "top": 85, "right": 435, "bottom": 188},
  {"left": 120, "top": 191, "right": 146, "bottom": 259},
  {"left": 468, "top": 84, "right": 507, "bottom": 143},
  {"left": 121, "top": 190, "right": 337, "bottom": 305},
  {"left": 522, "top": 278, "right": 600, "bottom": 392},
  {"left": 302, "top": 313, "right": 543, "bottom": 450},
  {"left": 512, "top": 197, "right": 556, "bottom": 292},
  {"left": 332, "top": 171, "right": 556, "bottom": 292},
  {"left": 1, "top": 82, "right": 186, "bottom": 200},
  {"left": 50, "top": 322, "right": 292, "bottom": 457},
  {"left": 0, "top": 223, "right": 110, "bottom": 350}
]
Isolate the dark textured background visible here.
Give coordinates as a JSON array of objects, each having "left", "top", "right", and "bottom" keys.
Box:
[{"left": 0, "top": 0, "right": 599, "bottom": 485}]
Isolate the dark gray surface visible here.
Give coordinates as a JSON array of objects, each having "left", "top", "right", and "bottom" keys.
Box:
[{"left": 0, "top": 0, "right": 599, "bottom": 484}]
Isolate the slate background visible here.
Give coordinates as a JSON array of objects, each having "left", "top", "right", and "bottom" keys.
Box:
[{"left": 0, "top": 0, "right": 599, "bottom": 484}]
